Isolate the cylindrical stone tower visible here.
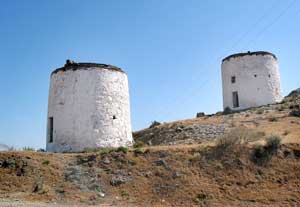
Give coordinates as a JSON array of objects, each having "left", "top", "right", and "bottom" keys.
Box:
[
  {"left": 221, "top": 51, "right": 282, "bottom": 111},
  {"left": 46, "top": 60, "right": 133, "bottom": 152}
]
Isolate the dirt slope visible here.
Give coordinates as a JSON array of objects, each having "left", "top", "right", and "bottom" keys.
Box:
[{"left": 1, "top": 143, "right": 300, "bottom": 207}]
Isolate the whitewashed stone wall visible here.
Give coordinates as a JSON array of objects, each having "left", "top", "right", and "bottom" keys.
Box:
[
  {"left": 46, "top": 64, "right": 133, "bottom": 152},
  {"left": 222, "top": 52, "right": 282, "bottom": 111}
]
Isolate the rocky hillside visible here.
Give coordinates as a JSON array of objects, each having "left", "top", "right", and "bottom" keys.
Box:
[{"left": 134, "top": 93, "right": 300, "bottom": 146}]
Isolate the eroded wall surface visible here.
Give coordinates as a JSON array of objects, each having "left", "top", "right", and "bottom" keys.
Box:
[
  {"left": 46, "top": 67, "right": 132, "bottom": 152},
  {"left": 222, "top": 54, "right": 282, "bottom": 110}
]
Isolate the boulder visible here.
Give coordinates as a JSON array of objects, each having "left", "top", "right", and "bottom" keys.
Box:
[
  {"left": 149, "top": 121, "right": 161, "bottom": 128},
  {"left": 196, "top": 112, "right": 205, "bottom": 118}
]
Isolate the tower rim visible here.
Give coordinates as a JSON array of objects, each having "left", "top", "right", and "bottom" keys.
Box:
[
  {"left": 51, "top": 61, "right": 125, "bottom": 76},
  {"left": 222, "top": 51, "right": 277, "bottom": 63}
]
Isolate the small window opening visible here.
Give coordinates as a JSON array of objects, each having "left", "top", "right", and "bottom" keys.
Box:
[
  {"left": 232, "top": 91, "right": 239, "bottom": 108},
  {"left": 113, "top": 115, "right": 117, "bottom": 120},
  {"left": 268, "top": 74, "right": 271, "bottom": 78},
  {"left": 254, "top": 74, "right": 257, "bottom": 78},
  {"left": 49, "top": 117, "right": 53, "bottom": 143},
  {"left": 231, "top": 76, "right": 236, "bottom": 83}
]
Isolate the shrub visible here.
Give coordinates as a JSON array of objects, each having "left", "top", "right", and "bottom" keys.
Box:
[
  {"left": 1, "top": 160, "right": 16, "bottom": 168},
  {"left": 268, "top": 117, "right": 278, "bottom": 122},
  {"left": 120, "top": 190, "right": 129, "bottom": 197},
  {"left": 213, "top": 128, "right": 265, "bottom": 159},
  {"left": 77, "top": 154, "right": 97, "bottom": 164},
  {"left": 251, "top": 135, "right": 281, "bottom": 165},
  {"left": 252, "top": 145, "right": 270, "bottom": 165},
  {"left": 256, "top": 109, "right": 264, "bottom": 114},
  {"left": 133, "top": 147, "right": 145, "bottom": 156},
  {"left": 265, "top": 135, "right": 281, "bottom": 154},
  {"left": 133, "top": 141, "right": 145, "bottom": 148},
  {"left": 195, "top": 192, "right": 208, "bottom": 206},
  {"left": 276, "top": 105, "right": 286, "bottom": 111},
  {"left": 289, "top": 110, "right": 300, "bottom": 117},
  {"left": 217, "top": 128, "right": 263, "bottom": 149},
  {"left": 95, "top": 186, "right": 102, "bottom": 193},
  {"left": 223, "top": 107, "right": 233, "bottom": 115},
  {"left": 116, "top": 146, "right": 128, "bottom": 154},
  {"left": 98, "top": 148, "right": 114, "bottom": 156},
  {"left": 42, "top": 160, "right": 50, "bottom": 165}
]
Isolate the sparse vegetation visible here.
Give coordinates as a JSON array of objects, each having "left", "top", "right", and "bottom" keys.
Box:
[
  {"left": 283, "top": 130, "right": 290, "bottom": 136},
  {"left": 223, "top": 107, "right": 233, "bottom": 115},
  {"left": 98, "top": 148, "right": 114, "bottom": 156},
  {"left": 120, "top": 190, "right": 129, "bottom": 197},
  {"left": 22, "top": 147, "right": 35, "bottom": 151},
  {"left": 210, "top": 128, "right": 265, "bottom": 159},
  {"left": 268, "top": 117, "right": 278, "bottom": 122},
  {"left": 95, "top": 186, "right": 101, "bottom": 192},
  {"left": 289, "top": 110, "right": 300, "bottom": 117},
  {"left": 216, "top": 128, "right": 264, "bottom": 150},
  {"left": 252, "top": 135, "right": 281, "bottom": 165},
  {"left": 77, "top": 154, "right": 96, "bottom": 164},
  {"left": 83, "top": 147, "right": 99, "bottom": 153},
  {"left": 133, "top": 147, "right": 145, "bottom": 156},
  {"left": 256, "top": 108, "right": 264, "bottom": 114},
  {"left": 265, "top": 135, "right": 281, "bottom": 152},
  {"left": 133, "top": 141, "right": 145, "bottom": 148},
  {"left": 116, "top": 146, "right": 128, "bottom": 154},
  {"left": 42, "top": 160, "right": 50, "bottom": 165},
  {"left": 276, "top": 105, "right": 286, "bottom": 111},
  {"left": 195, "top": 192, "right": 208, "bottom": 206}
]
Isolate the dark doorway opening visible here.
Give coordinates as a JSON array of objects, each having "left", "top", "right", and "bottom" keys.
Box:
[
  {"left": 232, "top": 91, "right": 239, "bottom": 108},
  {"left": 49, "top": 117, "right": 53, "bottom": 143}
]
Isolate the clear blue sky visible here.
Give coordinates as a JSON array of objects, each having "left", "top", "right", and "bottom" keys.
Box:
[{"left": 0, "top": 0, "right": 299, "bottom": 149}]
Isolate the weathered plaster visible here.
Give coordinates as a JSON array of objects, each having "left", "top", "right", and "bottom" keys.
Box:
[
  {"left": 222, "top": 52, "right": 282, "bottom": 110},
  {"left": 46, "top": 65, "right": 132, "bottom": 152}
]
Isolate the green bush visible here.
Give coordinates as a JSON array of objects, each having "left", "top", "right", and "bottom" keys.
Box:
[
  {"left": 120, "top": 190, "right": 129, "bottom": 197},
  {"left": 42, "top": 160, "right": 50, "bottom": 165},
  {"left": 276, "top": 105, "right": 287, "bottom": 111},
  {"left": 98, "top": 148, "right": 114, "bottom": 156},
  {"left": 116, "top": 146, "right": 128, "bottom": 154},
  {"left": 251, "top": 135, "right": 281, "bottom": 165},
  {"left": 265, "top": 135, "right": 281, "bottom": 153},
  {"left": 133, "top": 147, "right": 145, "bottom": 156},
  {"left": 256, "top": 109, "right": 264, "bottom": 114},
  {"left": 133, "top": 141, "right": 145, "bottom": 148}
]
